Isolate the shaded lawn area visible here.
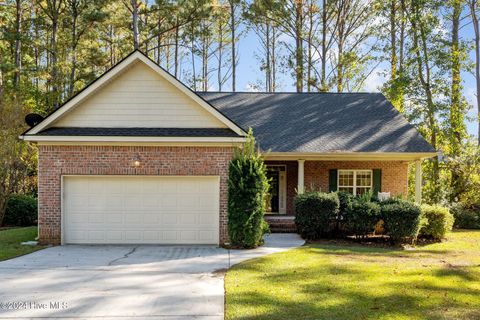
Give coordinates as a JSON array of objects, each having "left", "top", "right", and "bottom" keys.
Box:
[
  {"left": 0, "top": 227, "right": 45, "bottom": 261},
  {"left": 225, "top": 230, "right": 480, "bottom": 320}
]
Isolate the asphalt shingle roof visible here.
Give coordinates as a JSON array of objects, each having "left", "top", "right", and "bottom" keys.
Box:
[
  {"left": 198, "top": 92, "right": 435, "bottom": 153},
  {"left": 36, "top": 127, "right": 240, "bottom": 137}
]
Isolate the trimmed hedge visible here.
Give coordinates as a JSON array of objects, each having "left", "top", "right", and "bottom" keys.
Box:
[
  {"left": 344, "top": 198, "right": 381, "bottom": 238},
  {"left": 420, "top": 205, "right": 454, "bottom": 240},
  {"left": 227, "top": 130, "right": 269, "bottom": 248},
  {"left": 4, "top": 194, "right": 38, "bottom": 226},
  {"left": 381, "top": 200, "right": 422, "bottom": 243},
  {"left": 337, "top": 191, "right": 354, "bottom": 218},
  {"left": 294, "top": 192, "right": 339, "bottom": 239},
  {"left": 451, "top": 204, "right": 480, "bottom": 229}
]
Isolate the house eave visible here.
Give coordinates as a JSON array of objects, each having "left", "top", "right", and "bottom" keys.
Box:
[{"left": 263, "top": 151, "right": 438, "bottom": 161}]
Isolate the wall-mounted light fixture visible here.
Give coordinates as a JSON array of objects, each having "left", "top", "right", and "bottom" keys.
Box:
[{"left": 133, "top": 154, "right": 141, "bottom": 167}]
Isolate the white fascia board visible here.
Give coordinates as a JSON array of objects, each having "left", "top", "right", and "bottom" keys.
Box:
[
  {"left": 263, "top": 152, "right": 438, "bottom": 161},
  {"left": 20, "top": 135, "right": 246, "bottom": 143}
]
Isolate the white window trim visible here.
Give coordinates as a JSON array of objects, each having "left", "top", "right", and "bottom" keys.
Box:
[{"left": 337, "top": 169, "right": 373, "bottom": 196}]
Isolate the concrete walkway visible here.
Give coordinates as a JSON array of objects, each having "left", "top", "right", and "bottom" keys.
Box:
[{"left": 0, "top": 234, "right": 304, "bottom": 319}]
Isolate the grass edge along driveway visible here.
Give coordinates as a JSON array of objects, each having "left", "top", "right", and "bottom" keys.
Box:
[
  {"left": 225, "top": 230, "right": 480, "bottom": 320},
  {"left": 0, "top": 227, "right": 45, "bottom": 261}
]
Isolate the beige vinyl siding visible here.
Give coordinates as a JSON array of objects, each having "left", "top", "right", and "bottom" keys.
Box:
[{"left": 54, "top": 62, "right": 227, "bottom": 128}]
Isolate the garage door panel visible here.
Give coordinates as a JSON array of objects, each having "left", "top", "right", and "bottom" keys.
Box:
[
  {"left": 179, "top": 213, "right": 196, "bottom": 225},
  {"left": 105, "top": 214, "right": 123, "bottom": 224},
  {"left": 161, "top": 197, "right": 177, "bottom": 210},
  {"left": 88, "top": 180, "right": 106, "bottom": 193},
  {"left": 144, "top": 214, "right": 160, "bottom": 224},
  {"left": 64, "top": 176, "right": 219, "bottom": 244},
  {"left": 105, "top": 195, "right": 124, "bottom": 209},
  {"left": 88, "top": 213, "right": 104, "bottom": 224},
  {"left": 162, "top": 214, "right": 178, "bottom": 224},
  {"left": 124, "top": 214, "right": 142, "bottom": 224},
  {"left": 198, "top": 214, "right": 216, "bottom": 225},
  {"left": 106, "top": 231, "right": 123, "bottom": 241},
  {"left": 199, "top": 230, "right": 215, "bottom": 241}
]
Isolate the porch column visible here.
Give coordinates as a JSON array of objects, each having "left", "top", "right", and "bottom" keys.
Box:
[
  {"left": 297, "top": 159, "right": 305, "bottom": 194},
  {"left": 415, "top": 160, "right": 422, "bottom": 204}
]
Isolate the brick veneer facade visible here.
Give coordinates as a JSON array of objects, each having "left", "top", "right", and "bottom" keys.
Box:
[
  {"left": 37, "top": 145, "right": 234, "bottom": 245},
  {"left": 266, "top": 160, "right": 409, "bottom": 215},
  {"left": 38, "top": 146, "right": 410, "bottom": 244}
]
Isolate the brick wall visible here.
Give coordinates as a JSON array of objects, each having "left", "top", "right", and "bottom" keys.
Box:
[
  {"left": 37, "top": 145, "right": 234, "bottom": 245},
  {"left": 266, "top": 160, "right": 409, "bottom": 215}
]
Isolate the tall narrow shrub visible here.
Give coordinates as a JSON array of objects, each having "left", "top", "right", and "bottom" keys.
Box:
[{"left": 227, "top": 129, "right": 269, "bottom": 248}]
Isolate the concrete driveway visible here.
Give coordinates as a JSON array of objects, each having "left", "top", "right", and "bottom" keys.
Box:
[{"left": 0, "top": 234, "right": 303, "bottom": 319}]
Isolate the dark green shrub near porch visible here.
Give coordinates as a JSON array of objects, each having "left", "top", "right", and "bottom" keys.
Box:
[
  {"left": 450, "top": 204, "right": 480, "bottom": 229},
  {"left": 381, "top": 200, "right": 422, "bottom": 243},
  {"left": 337, "top": 191, "right": 354, "bottom": 219},
  {"left": 294, "top": 192, "right": 339, "bottom": 239},
  {"left": 227, "top": 130, "right": 269, "bottom": 248},
  {"left": 419, "top": 204, "right": 454, "bottom": 240},
  {"left": 344, "top": 198, "right": 381, "bottom": 238},
  {"left": 4, "top": 195, "right": 37, "bottom": 226}
]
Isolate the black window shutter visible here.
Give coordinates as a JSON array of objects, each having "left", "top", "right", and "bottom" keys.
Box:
[
  {"left": 329, "top": 169, "right": 338, "bottom": 192},
  {"left": 373, "top": 169, "right": 382, "bottom": 195}
]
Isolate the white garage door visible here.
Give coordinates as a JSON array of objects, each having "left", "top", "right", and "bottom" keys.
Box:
[{"left": 63, "top": 176, "right": 220, "bottom": 244}]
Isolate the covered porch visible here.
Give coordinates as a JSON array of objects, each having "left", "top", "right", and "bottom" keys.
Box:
[{"left": 263, "top": 153, "right": 427, "bottom": 218}]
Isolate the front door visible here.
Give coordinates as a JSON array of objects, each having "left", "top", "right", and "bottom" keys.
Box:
[{"left": 265, "top": 166, "right": 287, "bottom": 214}]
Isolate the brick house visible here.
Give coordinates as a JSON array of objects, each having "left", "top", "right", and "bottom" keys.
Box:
[{"left": 20, "top": 50, "right": 436, "bottom": 246}]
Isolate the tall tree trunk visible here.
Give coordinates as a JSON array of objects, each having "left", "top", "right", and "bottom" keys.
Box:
[
  {"left": 410, "top": 0, "right": 440, "bottom": 202},
  {"left": 266, "top": 22, "right": 271, "bottom": 92},
  {"left": 450, "top": 0, "right": 464, "bottom": 201},
  {"left": 109, "top": 25, "right": 114, "bottom": 66},
  {"left": 272, "top": 26, "right": 276, "bottom": 92},
  {"left": 307, "top": 1, "right": 313, "bottom": 92},
  {"left": 191, "top": 23, "right": 197, "bottom": 91},
  {"left": 51, "top": 12, "right": 59, "bottom": 109},
  {"left": 131, "top": 0, "right": 139, "bottom": 49},
  {"left": 13, "top": 0, "right": 22, "bottom": 87},
  {"left": 337, "top": 38, "right": 343, "bottom": 92},
  {"left": 390, "top": 0, "right": 397, "bottom": 81},
  {"left": 156, "top": 15, "right": 162, "bottom": 64},
  {"left": 295, "top": 0, "right": 304, "bottom": 92},
  {"left": 470, "top": 0, "right": 480, "bottom": 145},
  {"left": 202, "top": 26, "right": 209, "bottom": 91},
  {"left": 321, "top": 0, "right": 327, "bottom": 91},
  {"left": 229, "top": 0, "right": 236, "bottom": 91},
  {"left": 398, "top": 0, "right": 406, "bottom": 113},
  {"left": 218, "top": 21, "right": 223, "bottom": 91},
  {"left": 174, "top": 19, "right": 179, "bottom": 78},
  {"left": 68, "top": 0, "right": 78, "bottom": 97}
]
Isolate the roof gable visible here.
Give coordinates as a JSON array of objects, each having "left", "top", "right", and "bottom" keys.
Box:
[{"left": 25, "top": 51, "right": 246, "bottom": 136}]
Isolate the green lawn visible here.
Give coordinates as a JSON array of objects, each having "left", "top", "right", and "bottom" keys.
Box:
[
  {"left": 226, "top": 230, "right": 480, "bottom": 320},
  {"left": 0, "top": 227, "right": 45, "bottom": 261}
]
